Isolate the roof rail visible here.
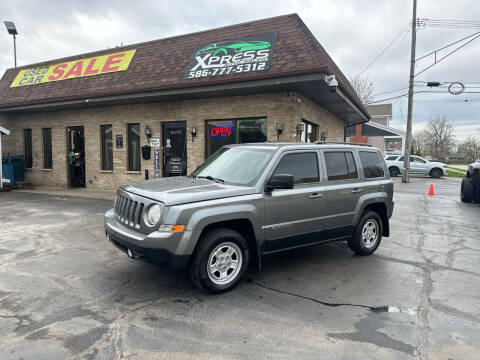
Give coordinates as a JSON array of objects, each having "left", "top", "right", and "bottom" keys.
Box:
[{"left": 314, "top": 141, "right": 372, "bottom": 147}]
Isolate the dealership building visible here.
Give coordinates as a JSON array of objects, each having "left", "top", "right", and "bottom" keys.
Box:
[{"left": 0, "top": 14, "right": 369, "bottom": 189}]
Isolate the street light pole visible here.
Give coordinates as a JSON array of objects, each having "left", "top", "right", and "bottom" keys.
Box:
[
  {"left": 4, "top": 21, "right": 18, "bottom": 68},
  {"left": 402, "top": 0, "right": 417, "bottom": 183},
  {"left": 13, "top": 33, "right": 17, "bottom": 68}
]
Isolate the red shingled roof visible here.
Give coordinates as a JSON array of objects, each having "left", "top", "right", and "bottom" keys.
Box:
[{"left": 0, "top": 13, "right": 367, "bottom": 117}]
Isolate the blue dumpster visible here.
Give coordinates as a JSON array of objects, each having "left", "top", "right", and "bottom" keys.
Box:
[{"left": 2, "top": 155, "right": 25, "bottom": 188}]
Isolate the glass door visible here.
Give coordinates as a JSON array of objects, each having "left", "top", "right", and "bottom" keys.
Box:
[{"left": 162, "top": 121, "right": 187, "bottom": 177}]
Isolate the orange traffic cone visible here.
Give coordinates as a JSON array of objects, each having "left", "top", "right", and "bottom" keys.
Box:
[{"left": 428, "top": 184, "right": 434, "bottom": 195}]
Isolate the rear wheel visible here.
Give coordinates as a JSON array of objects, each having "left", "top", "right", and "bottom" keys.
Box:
[
  {"left": 189, "top": 228, "right": 249, "bottom": 294},
  {"left": 389, "top": 167, "right": 400, "bottom": 177},
  {"left": 348, "top": 211, "right": 383, "bottom": 255},
  {"left": 430, "top": 168, "right": 443, "bottom": 178},
  {"left": 461, "top": 178, "right": 474, "bottom": 203}
]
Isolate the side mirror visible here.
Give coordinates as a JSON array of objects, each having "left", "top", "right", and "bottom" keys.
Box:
[{"left": 266, "top": 174, "right": 294, "bottom": 191}]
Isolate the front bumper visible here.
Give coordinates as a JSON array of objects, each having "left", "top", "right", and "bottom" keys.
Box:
[{"left": 104, "top": 208, "right": 200, "bottom": 270}]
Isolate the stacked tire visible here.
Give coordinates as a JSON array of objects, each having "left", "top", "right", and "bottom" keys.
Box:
[{"left": 461, "top": 178, "right": 480, "bottom": 203}]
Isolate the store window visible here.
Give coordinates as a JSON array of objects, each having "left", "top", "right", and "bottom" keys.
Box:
[
  {"left": 100, "top": 125, "right": 113, "bottom": 171},
  {"left": 300, "top": 119, "right": 318, "bottom": 143},
  {"left": 24, "top": 129, "right": 33, "bottom": 169},
  {"left": 127, "top": 123, "right": 140, "bottom": 171},
  {"left": 206, "top": 118, "right": 267, "bottom": 157},
  {"left": 42, "top": 128, "right": 52, "bottom": 169}
]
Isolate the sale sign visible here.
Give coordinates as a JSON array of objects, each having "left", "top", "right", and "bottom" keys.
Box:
[{"left": 10, "top": 50, "right": 136, "bottom": 88}]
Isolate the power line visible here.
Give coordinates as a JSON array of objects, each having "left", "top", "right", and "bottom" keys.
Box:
[
  {"left": 414, "top": 32, "right": 480, "bottom": 77},
  {"left": 357, "top": 25, "right": 409, "bottom": 77},
  {"left": 371, "top": 30, "right": 410, "bottom": 83},
  {"left": 373, "top": 86, "right": 410, "bottom": 97},
  {"left": 418, "top": 18, "right": 480, "bottom": 29}
]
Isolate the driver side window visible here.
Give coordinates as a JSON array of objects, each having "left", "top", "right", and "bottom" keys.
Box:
[{"left": 272, "top": 152, "right": 319, "bottom": 185}]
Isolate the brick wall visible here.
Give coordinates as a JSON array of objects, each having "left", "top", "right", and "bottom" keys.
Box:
[
  {"left": 0, "top": 114, "right": 15, "bottom": 157},
  {"left": 2, "top": 91, "right": 344, "bottom": 189}
]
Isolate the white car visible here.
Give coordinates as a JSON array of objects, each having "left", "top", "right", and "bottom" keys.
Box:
[{"left": 385, "top": 155, "right": 448, "bottom": 178}]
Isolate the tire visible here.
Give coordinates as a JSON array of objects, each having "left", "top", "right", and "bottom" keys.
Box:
[
  {"left": 348, "top": 211, "right": 383, "bottom": 256},
  {"left": 189, "top": 228, "right": 249, "bottom": 294},
  {"left": 430, "top": 168, "right": 443, "bottom": 178},
  {"left": 461, "top": 178, "right": 474, "bottom": 203},
  {"left": 389, "top": 167, "right": 400, "bottom": 177},
  {"left": 474, "top": 189, "right": 480, "bottom": 204}
]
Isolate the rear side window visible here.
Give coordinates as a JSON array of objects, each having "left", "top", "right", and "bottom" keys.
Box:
[
  {"left": 360, "top": 151, "right": 385, "bottom": 178},
  {"left": 324, "top": 152, "right": 358, "bottom": 181},
  {"left": 273, "top": 152, "right": 319, "bottom": 184}
]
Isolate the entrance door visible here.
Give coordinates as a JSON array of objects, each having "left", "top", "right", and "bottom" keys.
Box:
[
  {"left": 162, "top": 121, "right": 187, "bottom": 177},
  {"left": 67, "top": 126, "right": 85, "bottom": 188}
]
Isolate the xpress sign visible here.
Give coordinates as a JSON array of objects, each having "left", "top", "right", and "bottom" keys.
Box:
[{"left": 184, "top": 33, "right": 277, "bottom": 80}]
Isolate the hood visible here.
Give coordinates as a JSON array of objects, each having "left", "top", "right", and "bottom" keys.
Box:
[
  {"left": 428, "top": 161, "right": 447, "bottom": 167},
  {"left": 121, "top": 176, "right": 256, "bottom": 206}
]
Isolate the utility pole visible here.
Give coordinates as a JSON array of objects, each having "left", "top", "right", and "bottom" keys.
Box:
[{"left": 402, "top": 0, "right": 417, "bottom": 183}]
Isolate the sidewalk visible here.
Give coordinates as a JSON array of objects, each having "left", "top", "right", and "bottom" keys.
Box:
[{"left": 14, "top": 186, "right": 116, "bottom": 201}]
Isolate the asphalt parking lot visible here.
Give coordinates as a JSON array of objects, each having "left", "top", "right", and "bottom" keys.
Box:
[{"left": 0, "top": 177, "right": 479, "bottom": 359}]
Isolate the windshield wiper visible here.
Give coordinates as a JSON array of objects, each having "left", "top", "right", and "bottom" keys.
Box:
[{"left": 197, "top": 175, "right": 225, "bottom": 183}]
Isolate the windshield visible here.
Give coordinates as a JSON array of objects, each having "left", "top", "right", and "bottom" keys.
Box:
[{"left": 192, "top": 147, "right": 274, "bottom": 186}]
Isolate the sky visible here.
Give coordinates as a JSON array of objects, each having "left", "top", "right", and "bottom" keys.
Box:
[{"left": 1, "top": 0, "right": 479, "bottom": 140}]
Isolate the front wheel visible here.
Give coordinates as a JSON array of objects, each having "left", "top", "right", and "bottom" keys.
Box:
[
  {"left": 189, "top": 228, "right": 249, "bottom": 294},
  {"left": 348, "top": 211, "right": 383, "bottom": 255},
  {"left": 430, "top": 168, "right": 443, "bottom": 178}
]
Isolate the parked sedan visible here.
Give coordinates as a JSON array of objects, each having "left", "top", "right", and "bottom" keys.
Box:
[{"left": 385, "top": 155, "right": 448, "bottom": 178}]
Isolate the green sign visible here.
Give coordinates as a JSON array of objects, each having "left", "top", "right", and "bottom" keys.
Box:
[{"left": 185, "top": 33, "right": 277, "bottom": 79}]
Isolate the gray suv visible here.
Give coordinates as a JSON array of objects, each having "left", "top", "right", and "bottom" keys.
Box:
[{"left": 105, "top": 142, "right": 394, "bottom": 293}]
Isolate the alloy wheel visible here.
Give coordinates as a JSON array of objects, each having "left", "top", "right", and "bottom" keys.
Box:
[
  {"left": 362, "top": 219, "right": 379, "bottom": 249},
  {"left": 207, "top": 242, "right": 243, "bottom": 286}
]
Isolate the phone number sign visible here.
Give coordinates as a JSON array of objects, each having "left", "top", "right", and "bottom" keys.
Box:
[{"left": 184, "top": 33, "right": 277, "bottom": 80}]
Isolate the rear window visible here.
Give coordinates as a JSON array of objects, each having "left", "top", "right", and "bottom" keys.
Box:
[
  {"left": 324, "top": 152, "right": 358, "bottom": 181},
  {"left": 385, "top": 155, "right": 399, "bottom": 160},
  {"left": 360, "top": 151, "right": 385, "bottom": 178}
]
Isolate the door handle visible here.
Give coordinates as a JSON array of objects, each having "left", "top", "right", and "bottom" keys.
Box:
[
  {"left": 309, "top": 193, "right": 323, "bottom": 199},
  {"left": 351, "top": 188, "right": 363, "bottom": 193}
]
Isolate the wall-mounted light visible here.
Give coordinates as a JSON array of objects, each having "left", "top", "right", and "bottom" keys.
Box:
[
  {"left": 296, "top": 123, "right": 305, "bottom": 142},
  {"left": 144, "top": 125, "right": 152, "bottom": 139},
  {"left": 321, "top": 131, "right": 328, "bottom": 141},
  {"left": 191, "top": 126, "right": 197, "bottom": 141},
  {"left": 275, "top": 123, "right": 283, "bottom": 141}
]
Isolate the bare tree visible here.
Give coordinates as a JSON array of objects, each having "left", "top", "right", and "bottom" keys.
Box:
[
  {"left": 412, "top": 131, "right": 427, "bottom": 156},
  {"left": 458, "top": 135, "right": 480, "bottom": 163},
  {"left": 421, "top": 116, "right": 456, "bottom": 161},
  {"left": 350, "top": 76, "right": 373, "bottom": 105}
]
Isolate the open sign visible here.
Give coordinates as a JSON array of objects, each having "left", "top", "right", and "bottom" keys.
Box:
[{"left": 210, "top": 125, "right": 234, "bottom": 138}]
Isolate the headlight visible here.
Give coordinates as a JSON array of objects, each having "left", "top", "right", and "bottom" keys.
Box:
[{"left": 146, "top": 204, "right": 163, "bottom": 226}]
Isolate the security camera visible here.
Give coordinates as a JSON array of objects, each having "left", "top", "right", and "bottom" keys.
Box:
[{"left": 325, "top": 75, "right": 338, "bottom": 93}]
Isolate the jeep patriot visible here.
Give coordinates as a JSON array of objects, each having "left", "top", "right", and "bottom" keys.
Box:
[{"left": 105, "top": 142, "right": 394, "bottom": 293}]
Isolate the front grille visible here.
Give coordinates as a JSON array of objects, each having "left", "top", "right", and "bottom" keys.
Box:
[{"left": 114, "top": 191, "right": 144, "bottom": 230}]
